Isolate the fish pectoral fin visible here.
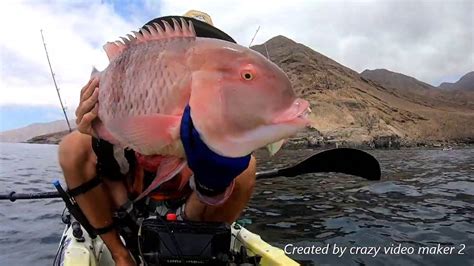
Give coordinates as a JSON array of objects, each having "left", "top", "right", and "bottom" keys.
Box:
[
  {"left": 135, "top": 157, "right": 186, "bottom": 201},
  {"left": 107, "top": 114, "right": 181, "bottom": 155},
  {"left": 266, "top": 139, "right": 285, "bottom": 156}
]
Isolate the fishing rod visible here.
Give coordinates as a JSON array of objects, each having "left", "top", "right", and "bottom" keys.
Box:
[
  {"left": 248, "top": 25, "right": 260, "bottom": 47},
  {"left": 40, "top": 29, "right": 72, "bottom": 132},
  {"left": 0, "top": 148, "right": 381, "bottom": 201},
  {"left": 248, "top": 26, "right": 271, "bottom": 60}
]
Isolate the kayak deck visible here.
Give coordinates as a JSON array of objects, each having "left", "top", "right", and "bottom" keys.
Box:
[
  {"left": 231, "top": 223, "right": 299, "bottom": 266},
  {"left": 56, "top": 221, "right": 299, "bottom": 266}
]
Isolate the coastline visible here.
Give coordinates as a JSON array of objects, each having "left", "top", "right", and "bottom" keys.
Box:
[{"left": 22, "top": 129, "right": 474, "bottom": 150}]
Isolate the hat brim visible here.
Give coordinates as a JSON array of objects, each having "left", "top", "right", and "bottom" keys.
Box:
[{"left": 143, "top": 16, "right": 236, "bottom": 43}]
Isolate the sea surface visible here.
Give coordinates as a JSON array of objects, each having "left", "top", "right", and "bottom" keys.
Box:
[{"left": 0, "top": 143, "right": 473, "bottom": 265}]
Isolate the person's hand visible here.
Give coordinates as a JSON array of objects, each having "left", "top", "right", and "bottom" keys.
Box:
[
  {"left": 76, "top": 77, "right": 99, "bottom": 136},
  {"left": 180, "top": 105, "right": 251, "bottom": 196}
]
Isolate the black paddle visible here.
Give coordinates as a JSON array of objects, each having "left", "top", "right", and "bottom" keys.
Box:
[
  {"left": 0, "top": 191, "right": 61, "bottom": 202},
  {"left": 0, "top": 148, "right": 380, "bottom": 201},
  {"left": 257, "top": 148, "right": 381, "bottom": 180}
]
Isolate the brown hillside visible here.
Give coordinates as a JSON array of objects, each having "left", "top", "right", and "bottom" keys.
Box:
[{"left": 0, "top": 120, "right": 75, "bottom": 143}]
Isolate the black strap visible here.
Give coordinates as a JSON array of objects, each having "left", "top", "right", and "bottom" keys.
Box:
[
  {"left": 91, "top": 137, "right": 135, "bottom": 181},
  {"left": 194, "top": 179, "right": 227, "bottom": 197},
  {"left": 67, "top": 176, "right": 102, "bottom": 197}
]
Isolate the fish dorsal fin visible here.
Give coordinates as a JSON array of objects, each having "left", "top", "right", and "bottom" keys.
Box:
[{"left": 103, "top": 18, "right": 196, "bottom": 61}]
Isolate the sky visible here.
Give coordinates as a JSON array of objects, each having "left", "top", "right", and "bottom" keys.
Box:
[{"left": 0, "top": 0, "right": 472, "bottom": 131}]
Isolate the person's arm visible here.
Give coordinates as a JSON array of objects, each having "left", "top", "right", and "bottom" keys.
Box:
[
  {"left": 180, "top": 105, "right": 251, "bottom": 205},
  {"left": 60, "top": 78, "right": 135, "bottom": 266}
]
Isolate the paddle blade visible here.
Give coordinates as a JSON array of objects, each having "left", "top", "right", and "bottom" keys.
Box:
[{"left": 277, "top": 148, "right": 381, "bottom": 180}]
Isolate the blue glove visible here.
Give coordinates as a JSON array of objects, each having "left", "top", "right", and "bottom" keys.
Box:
[{"left": 180, "top": 105, "right": 251, "bottom": 196}]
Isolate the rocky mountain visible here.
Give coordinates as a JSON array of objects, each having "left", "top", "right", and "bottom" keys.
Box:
[
  {"left": 0, "top": 119, "right": 75, "bottom": 143},
  {"left": 251, "top": 36, "right": 474, "bottom": 146},
  {"left": 361, "top": 69, "right": 435, "bottom": 91},
  {"left": 360, "top": 68, "right": 474, "bottom": 110},
  {"left": 439, "top": 71, "right": 474, "bottom": 91}
]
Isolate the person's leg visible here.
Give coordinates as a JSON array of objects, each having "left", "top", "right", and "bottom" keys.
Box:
[
  {"left": 103, "top": 178, "right": 130, "bottom": 208},
  {"left": 58, "top": 131, "right": 135, "bottom": 265},
  {"left": 184, "top": 156, "right": 256, "bottom": 223}
]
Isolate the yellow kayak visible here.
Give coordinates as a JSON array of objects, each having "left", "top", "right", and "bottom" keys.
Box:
[{"left": 54, "top": 218, "right": 299, "bottom": 266}]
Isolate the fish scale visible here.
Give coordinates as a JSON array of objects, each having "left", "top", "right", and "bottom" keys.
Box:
[{"left": 100, "top": 38, "right": 192, "bottom": 121}]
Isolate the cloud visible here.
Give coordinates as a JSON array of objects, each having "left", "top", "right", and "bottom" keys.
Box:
[
  {"left": 159, "top": 0, "right": 473, "bottom": 85},
  {"left": 0, "top": 0, "right": 146, "bottom": 108},
  {"left": 0, "top": 0, "right": 472, "bottom": 130}
]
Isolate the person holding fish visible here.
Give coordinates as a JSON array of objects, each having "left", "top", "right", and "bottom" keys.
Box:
[{"left": 58, "top": 11, "right": 310, "bottom": 266}]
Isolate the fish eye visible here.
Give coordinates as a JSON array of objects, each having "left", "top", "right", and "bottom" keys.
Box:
[{"left": 241, "top": 71, "right": 254, "bottom": 81}]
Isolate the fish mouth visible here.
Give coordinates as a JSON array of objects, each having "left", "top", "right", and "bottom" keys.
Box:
[
  {"left": 272, "top": 98, "right": 312, "bottom": 126},
  {"left": 264, "top": 99, "right": 311, "bottom": 156}
]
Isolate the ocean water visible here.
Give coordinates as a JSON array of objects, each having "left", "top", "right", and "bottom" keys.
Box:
[
  {"left": 0, "top": 143, "right": 64, "bottom": 265},
  {"left": 0, "top": 143, "right": 473, "bottom": 265}
]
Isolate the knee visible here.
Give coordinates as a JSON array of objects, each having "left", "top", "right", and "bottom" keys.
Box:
[{"left": 58, "top": 131, "right": 95, "bottom": 174}]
